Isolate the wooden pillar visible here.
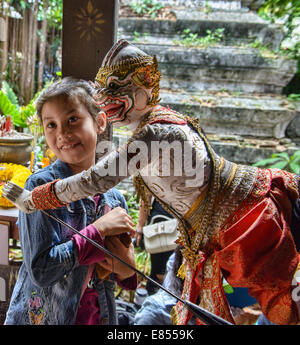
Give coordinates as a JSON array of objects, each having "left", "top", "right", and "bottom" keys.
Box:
[{"left": 62, "top": 0, "right": 119, "bottom": 81}]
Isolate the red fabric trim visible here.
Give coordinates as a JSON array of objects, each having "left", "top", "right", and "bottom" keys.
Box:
[
  {"left": 216, "top": 170, "right": 299, "bottom": 324},
  {"left": 148, "top": 105, "right": 187, "bottom": 125},
  {"left": 149, "top": 118, "right": 187, "bottom": 125},
  {"left": 32, "top": 179, "right": 65, "bottom": 210}
]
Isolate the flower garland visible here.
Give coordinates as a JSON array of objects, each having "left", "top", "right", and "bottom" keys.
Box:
[{"left": 0, "top": 163, "right": 32, "bottom": 208}]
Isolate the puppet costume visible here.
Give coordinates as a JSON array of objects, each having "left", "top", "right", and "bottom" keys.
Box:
[{"left": 7, "top": 40, "right": 300, "bottom": 324}]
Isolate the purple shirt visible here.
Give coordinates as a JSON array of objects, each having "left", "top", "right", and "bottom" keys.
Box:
[{"left": 72, "top": 212, "right": 137, "bottom": 325}]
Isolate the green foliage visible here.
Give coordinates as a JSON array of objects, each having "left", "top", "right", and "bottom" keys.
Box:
[
  {"left": 259, "top": 0, "right": 300, "bottom": 21},
  {"left": 124, "top": 191, "right": 151, "bottom": 282},
  {"left": 129, "top": 0, "right": 164, "bottom": 18},
  {"left": 253, "top": 151, "right": 300, "bottom": 174},
  {"left": 248, "top": 40, "right": 279, "bottom": 59},
  {"left": 0, "top": 83, "right": 28, "bottom": 128},
  {"left": 135, "top": 247, "right": 151, "bottom": 276},
  {"left": 2, "top": 81, "right": 19, "bottom": 108},
  {"left": 7, "top": 0, "right": 63, "bottom": 28},
  {"left": 258, "top": 1, "right": 300, "bottom": 99},
  {"left": 0, "top": 80, "right": 52, "bottom": 128},
  {"left": 258, "top": 1, "right": 300, "bottom": 60},
  {"left": 126, "top": 192, "right": 140, "bottom": 226},
  {"left": 174, "top": 28, "right": 225, "bottom": 48},
  {"left": 45, "top": 0, "right": 63, "bottom": 28},
  {"left": 133, "top": 31, "right": 150, "bottom": 43},
  {"left": 223, "top": 279, "right": 234, "bottom": 294},
  {"left": 0, "top": 91, "right": 20, "bottom": 123},
  {"left": 288, "top": 93, "right": 300, "bottom": 101},
  {"left": 133, "top": 31, "right": 141, "bottom": 42}
]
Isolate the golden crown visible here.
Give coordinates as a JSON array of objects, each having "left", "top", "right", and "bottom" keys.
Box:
[{"left": 95, "top": 55, "right": 161, "bottom": 106}]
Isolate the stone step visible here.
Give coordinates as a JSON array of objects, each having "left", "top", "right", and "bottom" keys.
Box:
[
  {"left": 119, "top": 31, "right": 268, "bottom": 52},
  {"left": 122, "top": 0, "right": 252, "bottom": 12},
  {"left": 209, "top": 136, "right": 298, "bottom": 165},
  {"left": 118, "top": 10, "right": 284, "bottom": 51},
  {"left": 130, "top": 43, "right": 297, "bottom": 94},
  {"left": 159, "top": 89, "right": 298, "bottom": 139}
]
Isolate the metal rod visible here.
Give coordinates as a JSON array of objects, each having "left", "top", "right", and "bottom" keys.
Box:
[{"left": 42, "top": 209, "right": 232, "bottom": 325}]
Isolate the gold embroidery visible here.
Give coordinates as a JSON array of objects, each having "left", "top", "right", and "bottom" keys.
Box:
[
  {"left": 177, "top": 263, "right": 186, "bottom": 280},
  {"left": 221, "top": 163, "right": 237, "bottom": 196},
  {"left": 96, "top": 56, "right": 153, "bottom": 85},
  {"left": 183, "top": 188, "right": 207, "bottom": 220}
]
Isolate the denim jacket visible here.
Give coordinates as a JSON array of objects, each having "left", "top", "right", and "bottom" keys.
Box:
[{"left": 5, "top": 159, "right": 129, "bottom": 325}]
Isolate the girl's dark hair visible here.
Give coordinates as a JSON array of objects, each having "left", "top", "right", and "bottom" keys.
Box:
[{"left": 36, "top": 77, "right": 100, "bottom": 121}]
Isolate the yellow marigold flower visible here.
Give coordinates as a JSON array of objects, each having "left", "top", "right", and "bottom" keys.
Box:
[{"left": 0, "top": 163, "right": 32, "bottom": 208}]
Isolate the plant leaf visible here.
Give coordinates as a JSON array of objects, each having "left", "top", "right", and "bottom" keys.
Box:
[
  {"left": 271, "top": 152, "right": 290, "bottom": 161},
  {"left": 270, "top": 161, "right": 289, "bottom": 170},
  {"left": 252, "top": 157, "right": 282, "bottom": 167},
  {"left": 289, "top": 161, "right": 300, "bottom": 174},
  {"left": 0, "top": 91, "right": 20, "bottom": 120},
  {"left": 1, "top": 81, "right": 20, "bottom": 109},
  {"left": 291, "top": 150, "right": 300, "bottom": 160}
]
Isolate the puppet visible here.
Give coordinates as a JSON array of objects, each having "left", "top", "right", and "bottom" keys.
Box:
[{"left": 4, "top": 40, "right": 300, "bottom": 325}]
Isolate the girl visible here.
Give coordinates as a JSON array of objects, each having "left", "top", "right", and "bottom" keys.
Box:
[{"left": 5, "top": 77, "right": 137, "bottom": 325}]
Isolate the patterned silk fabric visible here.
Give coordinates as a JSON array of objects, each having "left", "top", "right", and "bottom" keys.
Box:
[
  {"left": 172, "top": 167, "right": 300, "bottom": 325},
  {"left": 130, "top": 107, "right": 300, "bottom": 325}
]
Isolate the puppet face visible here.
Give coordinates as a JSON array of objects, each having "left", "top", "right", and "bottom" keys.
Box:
[
  {"left": 94, "top": 67, "right": 157, "bottom": 128},
  {"left": 94, "top": 71, "right": 153, "bottom": 128}
]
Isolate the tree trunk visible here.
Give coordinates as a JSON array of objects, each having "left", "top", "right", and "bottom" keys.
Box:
[
  {"left": 1, "top": 10, "right": 8, "bottom": 84},
  {"left": 38, "top": 0, "right": 48, "bottom": 91},
  {"left": 23, "top": 7, "right": 32, "bottom": 104},
  {"left": 10, "top": 19, "right": 16, "bottom": 84},
  {"left": 20, "top": 8, "right": 29, "bottom": 104},
  {"left": 0, "top": 0, "right": 4, "bottom": 87},
  {"left": 21, "top": 0, "right": 38, "bottom": 105},
  {"left": 30, "top": 0, "right": 38, "bottom": 98}
]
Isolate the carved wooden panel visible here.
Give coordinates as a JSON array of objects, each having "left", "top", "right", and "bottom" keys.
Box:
[{"left": 62, "top": 0, "right": 119, "bottom": 81}]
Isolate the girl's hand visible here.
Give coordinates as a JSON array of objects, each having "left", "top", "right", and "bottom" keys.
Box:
[
  {"left": 97, "top": 236, "right": 136, "bottom": 280},
  {"left": 93, "top": 207, "right": 135, "bottom": 238}
]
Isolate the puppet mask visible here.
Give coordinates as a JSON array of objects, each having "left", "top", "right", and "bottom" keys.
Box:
[{"left": 94, "top": 40, "right": 161, "bottom": 128}]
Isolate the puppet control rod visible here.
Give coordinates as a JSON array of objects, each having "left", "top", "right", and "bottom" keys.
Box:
[{"left": 41, "top": 209, "right": 232, "bottom": 325}]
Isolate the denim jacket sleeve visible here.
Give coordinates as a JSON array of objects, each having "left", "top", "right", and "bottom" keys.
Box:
[
  {"left": 18, "top": 176, "right": 79, "bottom": 288},
  {"left": 109, "top": 188, "right": 129, "bottom": 213}
]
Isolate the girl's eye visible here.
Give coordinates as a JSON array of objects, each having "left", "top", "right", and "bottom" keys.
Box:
[
  {"left": 46, "top": 122, "right": 56, "bottom": 129},
  {"left": 69, "top": 116, "right": 78, "bottom": 123}
]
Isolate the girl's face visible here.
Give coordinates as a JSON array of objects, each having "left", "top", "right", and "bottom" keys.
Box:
[{"left": 41, "top": 95, "right": 104, "bottom": 174}]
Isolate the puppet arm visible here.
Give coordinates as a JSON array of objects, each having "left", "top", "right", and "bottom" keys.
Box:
[
  {"left": 3, "top": 124, "right": 158, "bottom": 213},
  {"left": 4, "top": 122, "right": 208, "bottom": 213}
]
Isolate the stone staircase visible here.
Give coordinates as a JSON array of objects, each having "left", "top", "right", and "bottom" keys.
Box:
[{"left": 117, "top": 0, "right": 299, "bottom": 173}]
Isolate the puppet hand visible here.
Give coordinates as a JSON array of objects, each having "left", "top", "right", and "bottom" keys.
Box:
[
  {"left": 3, "top": 180, "right": 66, "bottom": 213},
  {"left": 2, "top": 181, "right": 36, "bottom": 213}
]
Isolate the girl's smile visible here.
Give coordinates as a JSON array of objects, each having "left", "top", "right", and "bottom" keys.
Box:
[{"left": 59, "top": 142, "right": 81, "bottom": 151}]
